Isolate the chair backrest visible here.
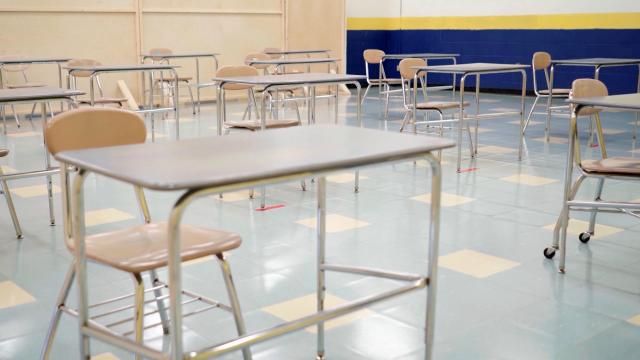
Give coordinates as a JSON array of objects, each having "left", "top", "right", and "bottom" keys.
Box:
[
  {"left": 398, "top": 58, "right": 426, "bottom": 81},
  {"left": 0, "top": 148, "right": 8, "bottom": 158},
  {"left": 263, "top": 47, "right": 282, "bottom": 59},
  {"left": 570, "top": 78, "right": 608, "bottom": 117},
  {"left": 148, "top": 48, "right": 173, "bottom": 62},
  {"left": 215, "top": 65, "right": 259, "bottom": 91},
  {"left": 245, "top": 53, "right": 271, "bottom": 70},
  {"left": 45, "top": 108, "right": 146, "bottom": 156},
  {"left": 532, "top": 51, "right": 551, "bottom": 71},
  {"left": 67, "top": 59, "right": 102, "bottom": 78},
  {"left": 363, "top": 49, "right": 385, "bottom": 64}
]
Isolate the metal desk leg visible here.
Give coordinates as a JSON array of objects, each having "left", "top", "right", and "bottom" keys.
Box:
[
  {"left": 196, "top": 58, "right": 201, "bottom": 114},
  {"left": 334, "top": 84, "right": 339, "bottom": 124},
  {"left": 635, "top": 64, "right": 640, "bottom": 140},
  {"left": 149, "top": 74, "right": 155, "bottom": 142},
  {"left": 42, "top": 102, "right": 55, "bottom": 225},
  {"left": 424, "top": 152, "right": 442, "bottom": 360},
  {"left": 167, "top": 195, "right": 187, "bottom": 360},
  {"left": 354, "top": 82, "right": 362, "bottom": 193},
  {"left": 216, "top": 84, "right": 224, "bottom": 136},
  {"left": 518, "top": 70, "right": 527, "bottom": 160},
  {"left": 559, "top": 109, "right": 579, "bottom": 273},
  {"left": 546, "top": 65, "right": 554, "bottom": 142},
  {"left": 457, "top": 75, "right": 468, "bottom": 172},
  {"left": 172, "top": 69, "right": 180, "bottom": 139},
  {"left": 474, "top": 75, "right": 480, "bottom": 155},
  {"left": 71, "top": 169, "right": 90, "bottom": 359},
  {"left": 260, "top": 90, "right": 268, "bottom": 209},
  {"left": 316, "top": 176, "right": 327, "bottom": 360},
  {"left": 58, "top": 63, "right": 64, "bottom": 112},
  {"left": 451, "top": 57, "right": 457, "bottom": 96}
]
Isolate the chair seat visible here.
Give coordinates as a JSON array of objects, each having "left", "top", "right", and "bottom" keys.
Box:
[
  {"left": 581, "top": 157, "right": 640, "bottom": 176},
  {"left": 414, "top": 101, "right": 469, "bottom": 110},
  {"left": 157, "top": 76, "right": 192, "bottom": 82},
  {"left": 68, "top": 222, "right": 242, "bottom": 273},
  {"left": 0, "top": 149, "right": 8, "bottom": 157},
  {"left": 7, "top": 82, "right": 47, "bottom": 89},
  {"left": 225, "top": 118, "right": 300, "bottom": 130},
  {"left": 78, "top": 97, "right": 127, "bottom": 105},
  {"left": 539, "top": 88, "right": 571, "bottom": 95}
]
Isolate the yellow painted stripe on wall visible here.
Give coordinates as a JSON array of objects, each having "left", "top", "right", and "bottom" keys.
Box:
[{"left": 347, "top": 13, "right": 640, "bottom": 30}]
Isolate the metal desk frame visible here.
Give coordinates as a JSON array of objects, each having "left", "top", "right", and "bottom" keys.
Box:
[
  {"left": 0, "top": 87, "right": 82, "bottom": 226},
  {"left": 263, "top": 49, "right": 331, "bottom": 58},
  {"left": 56, "top": 126, "right": 452, "bottom": 360},
  {"left": 141, "top": 52, "right": 219, "bottom": 114},
  {"left": 0, "top": 56, "right": 71, "bottom": 90},
  {"left": 547, "top": 58, "right": 640, "bottom": 141},
  {"left": 383, "top": 53, "right": 459, "bottom": 93},
  {"left": 546, "top": 93, "right": 640, "bottom": 273},
  {"left": 415, "top": 63, "right": 528, "bottom": 172},
  {"left": 66, "top": 64, "right": 180, "bottom": 140}
]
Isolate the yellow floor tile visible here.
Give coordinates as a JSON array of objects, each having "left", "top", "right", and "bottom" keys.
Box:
[
  {"left": 1, "top": 165, "right": 17, "bottom": 174},
  {"left": 412, "top": 192, "right": 475, "bottom": 207},
  {"left": 296, "top": 213, "right": 369, "bottom": 233},
  {"left": 326, "top": 172, "right": 368, "bottom": 184},
  {"left": 10, "top": 184, "right": 61, "bottom": 198},
  {"left": 543, "top": 219, "right": 623, "bottom": 238},
  {"left": 627, "top": 314, "right": 640, "bottom": 326},
  {"left": 439, "top": 249, "right": 520, "bottom": 278},
  {"left": 6, "top": 131, "right": 40, "bottom": 138},
  {"left": 92, "top": 353, "right": 119, "bottom": 360},
  {"left": 85, "top": 208, "right": 135, "bottom": 227},
  {"left": 262, "top": 293, "right": 373, "bottom": 333},
  {"left": 476, "top": 145, "right": 516, "bottom": 154},
  {"left": 533, "top": 136, "right": 568, "bottom": 144},
  {"left": 0, "top": 281, "right": 36, "bottom": 309},
  {"left": 500, "top": 174, "right": 558, "bottom": 186}
]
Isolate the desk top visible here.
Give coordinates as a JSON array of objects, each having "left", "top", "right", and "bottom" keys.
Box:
[
  {"left": 0, "top": 56, "right": 72, "bottom": 65},
  {"left": 552, "top": 58, "right": 640, "bottom": 66},
  {"left": 569, "top": 93, "right": 640, "bottom": 111},
  {"left": 141, "top": 52, "right": 219, "bottom": 59},
  {"left": 56, "top": 125, "right": 454, "bottom": 191},
  {"left": 247, "top": 58, "right": 341, "bottom": 66},
  {"left": 416, "top": 63, "right": 529, "bottom": 74},
  {"left": 0, "top": 86, "right": 83, "bottom": 102},
  {"left": 383, "top": 53, "right": 459, "bottom": 60},
  {"left": 212, "top": 72, "right": 364, "bottom": 86},
  {"left": 263, "top": 49, "right": 330, "bottom": 55},
  {"left": 65, "top": 64, "right": 178, "bottom": 73}
]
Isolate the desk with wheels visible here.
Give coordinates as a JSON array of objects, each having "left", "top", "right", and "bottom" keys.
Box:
[
  {"left": 544, "top": 93, "right": 640, "bottom": 273},
  {"left": 0, "top": 86, "right": 82, "bottom": 227},
  {"left": 55, "top": 125, "right": 454, "bottom": 360},
  {"left": 414, "top": 63, "right": 529, "bottom": 172}
]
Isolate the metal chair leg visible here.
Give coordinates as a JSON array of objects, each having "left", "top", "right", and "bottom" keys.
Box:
[
  {"left": 216, "top": 253, "right": 252, "bottom": 360},
  {"left": 41, "top": 263, "right": 76, "bottom": 359},
  {"left": 587, "top": 178, "right": 605, "bottom": 236},
  {"left": 149, "top": 270, "right": 170, "bottom": 334},
  {"left": 132, "top": 273, "right": 145, "bottom": 360},
  {"left": 10, "top": 105, "right": 20, "bottom": 127},
  {"left": 360, "top": 84, "right": 371, "bottom": 105},
  {"left": 0, "top": 167, "right": 22, "bottom": 238},
  {"left": 184, "top": 82, "right": 196, "bottom": 115},
  {"left": 523, "top": 95, "right": 540, "bottom": 135}
]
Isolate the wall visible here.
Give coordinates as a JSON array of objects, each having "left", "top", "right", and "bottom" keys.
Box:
[
  {"left": 346, "top": 0, "right": 640, "bottom": 93},
  {"left": 0, "top": 0, "right": 345, "bottom": 103}
]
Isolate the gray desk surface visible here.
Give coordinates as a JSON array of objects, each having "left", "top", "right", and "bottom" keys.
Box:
[
  {"left": 140, "top": 52, "right": 219, "bottom": 59},
  {"left": 212, "top": 73, "right": 364, "bottom": 86},
  {"left": 383, "top": 53, "right": 459, "bottom": 60},
  {"left": 65, "top": 64, "right": 178, "bottom": 73},
  {"left": 569, "top": 93, "right": 640, "bottom": 111},
  {"left": 56, "top": 125, "right": 454, "bottom": 191},
  {"left": 416, "top": 63, "right": 529, "bottom": 74},
  {"left": 0, "top": 56, "right": 72, "bottom": 65},
  {"left": 263, "top": 49, "right": 330, "bottom": 55},
  {"left": 247, "top": 58, "right": 341, "bottom": 65},
  {"left": 552, "top": 58, "right": 640, "bottom": 66},
  {"left": 0, "top": 86, "right": 84, "bottom": 102}
]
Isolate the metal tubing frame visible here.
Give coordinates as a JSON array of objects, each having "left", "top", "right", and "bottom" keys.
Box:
[{"left": 68, "top": 150, "right": 443, "bottom": 360}]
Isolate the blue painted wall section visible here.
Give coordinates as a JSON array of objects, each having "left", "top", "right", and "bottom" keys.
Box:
[{"left": 347, "top": 29, "right": 640, "bottom": 94}]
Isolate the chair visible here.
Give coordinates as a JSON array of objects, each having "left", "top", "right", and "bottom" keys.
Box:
[
  {"left": 397, "top": 58, "right": 473, "bottom": 157},
  {"left": 66, "top": 59, "right": 128, "bottom": 107},
  {"left": 216, "top": 65, "right": 300, "bottom": 131},
  {"left": 147, "top": 48, "right": 196, "bottom": 114},
  {"left": 0, "top": 56, "right": 48, "bottom": 128},
  {"left": 362, "top": 49, "right": 403, "bottom": 119},
  {"left": 523, "top": 51, "right": 571, "bottom": 139},
  {"left": 545, "top": 79, "right": 635, "bottom": 271},
  {"left": 0, "top": 148, "right": 22, "bottom": 238},
  {"left": 41, "top": 108, "right": 251, "bottom": 360}
]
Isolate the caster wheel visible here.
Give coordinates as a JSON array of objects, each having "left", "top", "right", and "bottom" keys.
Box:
[
  {"left": 578, "top": 232, "right": 591, "bottom": 243},
  {"left": 543, "top": 247, "right": 556, "bottom": 259}
]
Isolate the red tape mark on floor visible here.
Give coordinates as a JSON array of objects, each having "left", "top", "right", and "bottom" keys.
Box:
[
  {"left": 458, "top": 167, "right": 478, "bottom": 173},
  {"left": 255, "top": 204, "right": 285, "bottom": 212},
  {"left": 590, "top": 143, "right": 600, "bottom": 148}
]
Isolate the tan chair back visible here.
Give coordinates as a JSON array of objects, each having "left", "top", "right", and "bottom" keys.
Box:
[
  {"left": 148, "top": 48, "right": 173, "bottom": 61},
  {"left": 363, "top": 49, "right": 385, "bottom": 64},
  {"left": 398, "top": 58, "right": 426, "bottom": 80},
  {"left": 67, "top": 59, "right": 102, "bottom": 78},
  {"left": 45, "top": 108, "right": 146, "bottom": 155},
  {"left": 263, "top": 47, "right": 282, "bottom": 59},
  {"left": 245, "top": 53, "right": 271, "bottom": 70},
  {"left": 216, "top": 65, "right": 259, "bottom": 91},
  {"left": 532, "top": 52, "right": 552, "bottom": 71},
  {"left": 571, "top": 79, "right": 608, "bottom": 116}
]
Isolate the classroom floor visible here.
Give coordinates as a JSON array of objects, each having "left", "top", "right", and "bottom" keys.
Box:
[{"left": 2, "top": 88, "right": 640, "bottom": 360}]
